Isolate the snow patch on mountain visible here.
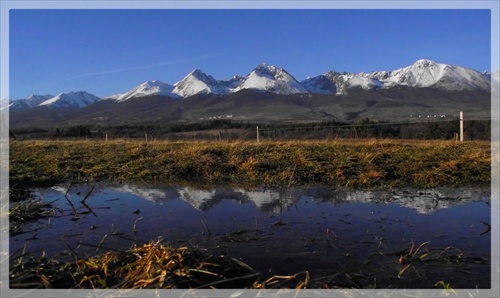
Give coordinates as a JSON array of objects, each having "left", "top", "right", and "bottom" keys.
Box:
[
  {"left": 346, "top": 76, "right": 383, "bottom": 90},
  {"left": 39, "top": 91, "right": 100, "bottom": 108},
  {"left": 102, "top": 93, "right": 122, "bottom": 101}
]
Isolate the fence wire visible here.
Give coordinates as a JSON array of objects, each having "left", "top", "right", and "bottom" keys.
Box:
[{"left": 10, "top": 116, "right": 493, "bottom": 142}]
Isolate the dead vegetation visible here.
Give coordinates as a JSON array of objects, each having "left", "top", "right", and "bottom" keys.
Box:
[
  {"left": 9, "top": 197, "right": 60, "bottom": 235},
  {"left": 10, "top": 237, "right": 487, "bottom": 289},
  {"left": 9, "top": 139, "right": 491, "bottom": 188},
  {"left": 7, "top": 138, "right": 492, "bottom": 290},
  {"left": 10, "top": 240, "right": 309, "bottom": 289}
]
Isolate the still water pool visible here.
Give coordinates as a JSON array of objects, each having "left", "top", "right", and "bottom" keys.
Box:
[{"left": 10, "top": 183, "right": 491, "bottom": 289}]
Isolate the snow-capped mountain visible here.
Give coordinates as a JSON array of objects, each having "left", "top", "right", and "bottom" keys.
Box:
[
  {"left": 110, "top": 80, "right": 179, "bottom": 102},
  {"left": 9, "top": 59, "right": 492, "bottom": 111},
  {"left": 301, "top": 59, "right": 490, "bottom": 95},
  {"left": 378, "top": 59, "right": 490, "bottom": 91},
  {"left": 38, "top": 91, "right": 100, "bottom": 108},
  {"left": 233, "top": 63, "right": 308, "bottom": 94},
  {"left": 300, "top": 71, "right": 339, "bottom": 94},
  {"left": 172, "top": 69, "right": 227, "bottom": 98},
  {"left": 301, "top": 71, "right": 383, "bottom": 95},
  {"left": 8, "top": 94, "right": 54, "bottom": 111},
  {"left": 152, "top": 64, "right": 310, "bottom": 98},
  {"left": 168, "top": 70, "right": 247, "bottom": 98}
]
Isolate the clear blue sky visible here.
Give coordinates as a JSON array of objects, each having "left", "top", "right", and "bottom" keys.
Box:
[{"left": 9, "top": 8, "right": 492, "bottom": 99}]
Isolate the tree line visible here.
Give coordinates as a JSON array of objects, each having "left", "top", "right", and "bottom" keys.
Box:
[{"left": 10, "top": 118, "right": 491, "bottom": 141}]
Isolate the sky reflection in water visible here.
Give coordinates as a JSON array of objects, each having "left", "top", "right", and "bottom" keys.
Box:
[{"left": 10, "top": 183, "right": 491, "bottom": 288}]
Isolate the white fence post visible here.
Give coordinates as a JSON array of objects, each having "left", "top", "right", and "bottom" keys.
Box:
[
  {"left": 459, "top": 111, "right": 464, "bottom": 142},
  {"left": 256, "top": 126, "right": 259, "bottom": 143}
]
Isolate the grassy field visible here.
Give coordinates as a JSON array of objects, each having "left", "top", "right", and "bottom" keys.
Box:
[
  {"left": 7, "top": 139, "right": 493, "bottom": 290},
  {"left": 9, "top": 139, "right": 491, "bottom": 189}
]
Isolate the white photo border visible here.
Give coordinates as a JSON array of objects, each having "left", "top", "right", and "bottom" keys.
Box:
[{"left": 1, "top": 1, "right": 498, "bottom": 297}]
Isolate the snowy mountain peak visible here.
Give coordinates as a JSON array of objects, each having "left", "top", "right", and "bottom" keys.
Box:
[
  {"left": 141, "top": 80, "right": 169, "bottom": 88},
  {"left": 27, "top": 94, "right": 53, "bottom": 101},
  {"left": 38, "top": 91, "right": 100, "bottom": 108},
  {"left": 10, "top": 59, "right": 492, "bottom": 111},
  {"left": 189, "top": 68, "right": 205, "bottom": 76},
  {"left": 113, "top": 80, "right": 178, "bottom": 102},
  {"left": 302, "top": 59, "right": 490, "bottom": 95},
  {"left": 388, "top": 59, "right": 445, "bottom": 87},
  {"left": 385, "top": 59, "right": 490, "bottom": 91},
  {"left": 8, "top": 94, "right": 54, "bottom": 111},
  {"left": 234, "top": 63, "right": 308, "bottom": 94},
  {"left": 301, "top": 73, "right": 338, "bottom": 94},
  {"left": 173, "top": 69, "right": 222, "bottom": 97},
  {"left": 412, "top": 59, "right": 439, "bottom": 68},
  {"left": 324, "top": 70, "right": 340, "bottom": 78},
  {"left": 254, "top": 63, "right": 278, "bottom": 73},
  {"left": 139, "top": 80, "right": 170, "bottom": 90},
  {"left": 252, "top": 63, "right": 298, "bottom": 82},
  {"left": 186, "top": 69, "right": 219, "bottom": 86}
]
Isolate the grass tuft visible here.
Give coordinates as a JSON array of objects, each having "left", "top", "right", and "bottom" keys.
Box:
[{"left": 10, "top": 240, "right": 309, "bottom": 289}]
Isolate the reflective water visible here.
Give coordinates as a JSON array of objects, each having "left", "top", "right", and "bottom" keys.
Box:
[{"left": 10, "top": 183, "right": 491, "bottom": 288}]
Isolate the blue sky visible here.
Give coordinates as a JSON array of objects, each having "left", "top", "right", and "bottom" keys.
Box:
[{"left": 8, "top": 8, "right": 492, "bottom": 99}]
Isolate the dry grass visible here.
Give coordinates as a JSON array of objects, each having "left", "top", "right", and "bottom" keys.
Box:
[
  {"left": 10, "top": 240, "right": 309, "bottom": 289},
  {"left": 9, "top": 138, "right": 491, "bottom": 188},
  {"left": 9, "top": 198, "right": 59, "bottom": 235},
  {"left": 10, "top": 237, "right": 484, "bottom": 289}
]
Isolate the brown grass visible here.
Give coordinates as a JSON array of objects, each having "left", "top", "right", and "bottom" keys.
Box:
[
  {"left": 10, "top": 240, "right": 309, "bottom": 289},
  {"left": 9, "top": 139, "right": 491, "bottom": 188}
]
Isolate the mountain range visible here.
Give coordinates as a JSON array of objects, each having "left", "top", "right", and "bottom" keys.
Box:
[{"left": 8, "top": 59, "right": 495, "bottom": 125}]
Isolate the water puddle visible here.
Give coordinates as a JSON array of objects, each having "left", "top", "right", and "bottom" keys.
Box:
[{"left": 10, "top": 183, "right": 491, "bottom": 289}]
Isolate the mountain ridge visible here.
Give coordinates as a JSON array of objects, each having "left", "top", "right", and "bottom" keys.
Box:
[{"left": 9, "top": 59, "right": 493, "bottom": 112}]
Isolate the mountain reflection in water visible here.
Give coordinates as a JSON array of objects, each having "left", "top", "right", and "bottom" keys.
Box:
[
  {"left": 10, "top": 183, "right": 491, "bottom": 289},
  {"left": 79, "top": 184, "right": 488, "bottom": 214}
]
